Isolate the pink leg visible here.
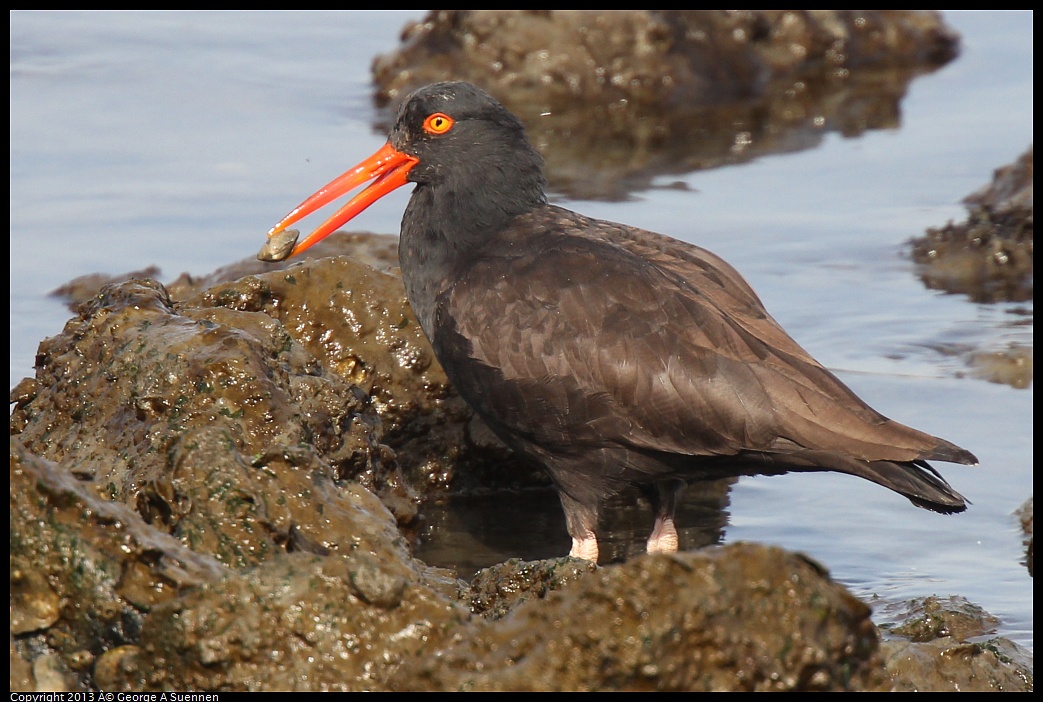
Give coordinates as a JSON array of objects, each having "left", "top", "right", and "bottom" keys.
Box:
[
  {"left": 646, "top": 513, "right": 679, "bottom": 553},
  {"left": 559, "top": 490, "right": 600, "bottom": 563},
  {"left": 569, "top": 532, "right": 600, "bottom": 562},
  {"left": 646, "top": 479, "right": 684, "bottom": 553}
]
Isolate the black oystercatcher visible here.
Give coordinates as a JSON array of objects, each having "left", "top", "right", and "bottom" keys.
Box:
[{"left": 263, "top": 81, "right": 976, "bottom": 562}]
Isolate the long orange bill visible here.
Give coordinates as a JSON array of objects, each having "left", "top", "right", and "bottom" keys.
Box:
[{"left": 266, "top": 141, "right": 419, "bottom": 259}]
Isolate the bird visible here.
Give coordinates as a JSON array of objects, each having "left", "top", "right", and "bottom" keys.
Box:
[{"left": 262, "top": 81, "right": 976, "bottom": 563}]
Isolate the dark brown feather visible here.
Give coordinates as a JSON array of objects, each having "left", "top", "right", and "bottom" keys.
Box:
[{"left": 385, "top": 82, "right": 976, "bottom": 558}]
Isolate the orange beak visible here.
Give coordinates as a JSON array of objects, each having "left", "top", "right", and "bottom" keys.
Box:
[{"left": 265, "top": 141, "right": 419, "bottom": 259}]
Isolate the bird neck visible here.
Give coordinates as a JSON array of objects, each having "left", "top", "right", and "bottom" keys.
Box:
[{"left": 397, "top": 172, "right": 544, "bottom": 336}]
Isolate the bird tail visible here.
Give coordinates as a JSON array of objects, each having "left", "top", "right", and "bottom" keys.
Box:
[
  {"left": 731, "top": 447, "right": 975, "bottom": 514},
  {"left": 853, "top": 458, "right": 969, "bottom": 514}
]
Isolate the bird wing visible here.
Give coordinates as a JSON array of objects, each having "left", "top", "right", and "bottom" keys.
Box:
[{"left": 431, "top": 207, "right": 970, "bottom": 465}]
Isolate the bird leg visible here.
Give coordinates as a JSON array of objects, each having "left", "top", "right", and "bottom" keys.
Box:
[
  {"left": 647, "top": 516, "right": 679, "bottom": 553},
  {"left": 559, "top": 491, "right": 600, "bottom": 563},
  {"left": 646, "top": 479, "right": 685, "bottom": 554},
  {"left": 570, "top": 533, "right": 600, "bottom": 562}
]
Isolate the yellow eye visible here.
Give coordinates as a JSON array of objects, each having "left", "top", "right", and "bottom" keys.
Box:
[{"left": 423, "top": 112, "right": 454, "bottom": 135}]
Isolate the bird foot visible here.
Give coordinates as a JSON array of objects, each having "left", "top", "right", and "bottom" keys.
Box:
[
  {"left": 569, "top": 535, "right": 599, "bottom": 563},
  {"left": 646, "top": 515, "right": 679, "bottom": 554}
]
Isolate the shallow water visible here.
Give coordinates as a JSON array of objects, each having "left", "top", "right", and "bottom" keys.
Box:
[{"left": 10, "top": 11, "right": 1032, "bottom": 651}]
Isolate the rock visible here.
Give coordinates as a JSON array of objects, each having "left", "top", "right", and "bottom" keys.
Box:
[
  {"left": 911, "top": 146, "right": 1033, "bottom": 304},
  {"left": 11, "top": 237, "right": 1032, "bottom": 690},
  {"left": 876, "top": 594, "right": 1033, "bottom": 692},
  {"left": 881, "top": 595, "right": 999, "bottom": 643},
  {"left": 10, "top": 568, "right": 61, "bottom": 635},
  {"left": 1017, "top": 497, "right": 1032, "bottom": 577},
  {"left": 107, "top": 553, "right": 470, "bottom": 691},
  {"left": 395, "top": 545, "right": 891, "bottom": 691},
  {"left": 468, "top": 557, "right": 598, "bottom": 620},
  {"left": 883, "top": 638, "right": 1033, "bottom": 692},
  {"left": 909, "top": 146, "right": 1033, "bottom": 391},
  {"left": 373, "top": 11, "right": 960, "bottom": 199}
]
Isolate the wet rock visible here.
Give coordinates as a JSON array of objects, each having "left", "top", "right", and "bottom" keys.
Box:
[
  {"left": 10, "top": 634, "right": 34, "bottom": 691},
  {"left": 10, "top": 259, "right": 449, "bottom": 689},
  {"left": 882, "top": 638, "right": 1033, "bottom": 692},
  {"left": 910, "top": 146, "right": 1033, "bottom": 389},
  {"left": 1017, "top": 497, "right": 1032, "bottom": 577},
  {"left": 13, "top": 373, "right": 469, "bottom": 692},
  {"left": 468, "top": 557, "right": 598, "bottom": 619},
  {"left": 881, "top": 595, "right": 999, "bottom": 642},
  {"left": 876, "top": 595, "right": 1033, "bottom": 692},
  {"left": 395, "top": 545, "right": 890, "bottom": 691},
  {"left": 92, "top": 646, "right": 142, "bottom": 691},
  {"left": 373, "top": 11, "right": 959, "bottom": 199},
  {"left": 14, "top": 271, "right": 417, "bottom": 542},
  {"left": 50, "top": 266, "right": 162, "bottom": 310},
  {"left": 10, "top": 442, "right": 227, "bottom": 690},
  {"left": 10, "top": 569, "right": 61, "bottom": 635},
  {"left": 346, "top": 552, "right": 409, "bottom": 608},
  {"left": 48, "top": 231, "right": 402, "bottom": 310},
  {"left": 97, "top": 552, "right": 471, "bottom": 692},
  {"left": 376, "top": 10, "right": 958, "bottom": 108},
  {"left": 11, "top": 235, "right": 1030, "bottom": 691},
  {"left": 183, "top": 250, "right": 529, "bottom": 497},
  {"left": 31, "top": 654, "right": 73, "bottom": 693},
  {"left": 911, "top": 146, "right": 1033, "bottom": 304}
]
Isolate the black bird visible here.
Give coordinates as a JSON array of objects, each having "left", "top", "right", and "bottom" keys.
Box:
[{"left": 263, "top": 81, "right": 976, "bottom": 562}]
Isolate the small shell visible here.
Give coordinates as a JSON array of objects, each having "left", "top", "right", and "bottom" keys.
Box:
[{"left": 257, "top": 229, "right": 300, "bottom": 262}]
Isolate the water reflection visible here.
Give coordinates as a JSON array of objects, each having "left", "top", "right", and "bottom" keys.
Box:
[{"left": 415, "top": 478, "right": 734, "bottom": 578}]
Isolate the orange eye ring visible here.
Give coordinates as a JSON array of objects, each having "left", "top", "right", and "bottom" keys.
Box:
[{"left": 423, "top": 112, "right": 454, "bottom": 135}]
